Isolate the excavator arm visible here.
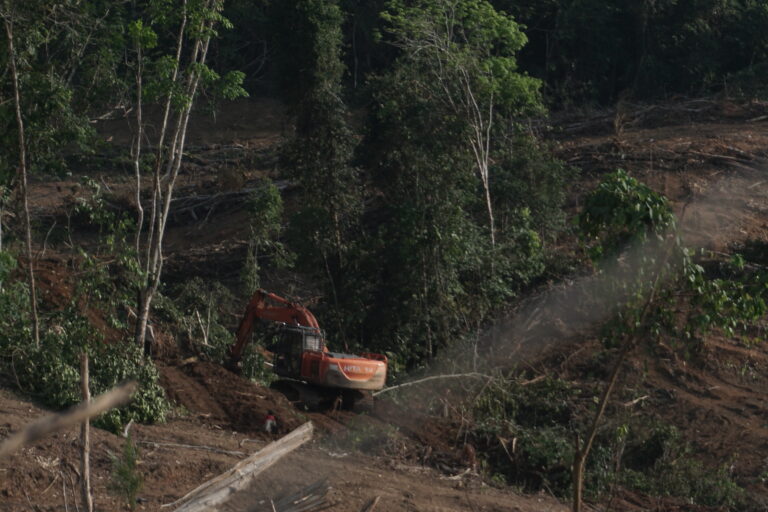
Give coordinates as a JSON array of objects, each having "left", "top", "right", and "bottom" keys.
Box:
[{"left": 227, "top": 289, "right": 321, "bottom": 367}]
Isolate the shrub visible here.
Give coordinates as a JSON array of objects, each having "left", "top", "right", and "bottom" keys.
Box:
[
  {"left": 109, "top": 436, "right": 143, "bottom": 510},
  {"left": 577, "top": 168, "right": 673, "bottom": 262},
  {"left": 0, "top": 280, "right": 169, "bottom": 433},
  {"left": 469, "top": 375, "right": 746, "bottom": 506},
  {"left": 154, "top": 277, "right": 273, "bottom": 384},
  {"left": 621, "top": 424, "right": 745, "bottom": 508},
  {"left": 471, "top": 376, "right": 576, "bottom": 494}
]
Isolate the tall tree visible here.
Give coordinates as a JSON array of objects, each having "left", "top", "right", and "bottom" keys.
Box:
[
  {"left": 382, "top": 0, "right": 541, "bottom": 246},
  {"left": 0, "top": 0, "right": 121, "bottom": 346},
  {"left": 275, "top": 0, "right": 363, "bottom": 346},
  {"left": 1, "top": 1, "right": 39, "bottom": 346},
  {"left": 360, "top": 0, "right": 547, "bottom": 366},
  {"left": 0, "top": 1, "right": 125, "bottom": 346},
  {"left": 132, "top": 0, "right": 246, "bottom": 353}
]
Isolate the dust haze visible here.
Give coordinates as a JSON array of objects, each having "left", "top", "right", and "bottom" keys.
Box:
[{"left": 420, "top": 159, "right": 768, "bottom": 385}]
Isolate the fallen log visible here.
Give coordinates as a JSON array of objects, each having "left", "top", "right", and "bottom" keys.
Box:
[{"left": 164, "top": 422, "right": 313, "bottom": 512}]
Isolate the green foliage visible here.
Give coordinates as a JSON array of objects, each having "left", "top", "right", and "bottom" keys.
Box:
[
  {"left": 578, "top": 170, "right": 768, "bottom": 349},
  {"left": 470, "top": 376, "right": 745, "bottom": 506},
  {"left": 620, "top": 424, "right": 745, "bottom": 508},
  {"left": 216, "top": 0, "right": 271, "bottom": 91},
  {"left": 241, "top": 180, "right": 293, "bottom": 293},
  {"left": 0, "top": 301, "right": 168, "bottom": 432},
  {"left": 271, "top": 0, "right": 347, "bottom": 103},
  {"left": 491, "top": 134, "right": 571, "bottom": 237},
  {"left": 155, "top": 278, "right": 234, "bottom": 358},
  {"left": 276, "top": 0, "right": 367, "bottom": 350},
  {"left": 382, "top": 0, "right": 542, "bottom": 115},
  {"left": 0, "top": 0, "right": 128, "bottom": 184},
  {"left": 90, "top": 341, "right": 169, "bottom": 432},
  {"left": 135, "top": 0, "right": 247, "bottom": 114},
  {"left": 0, "top": 250, "right": 16, "bottom": 288},
  {"left": 472, "top": 376, "right": 575, "bottom": 493},
  {"left": 109, "top": 436, "right": 143, "bottom": 511},
  {"left": 0, "top": 243, "right": 167, "bottom": 433},
  {"left": 154, "top": 278, "right": 272, "bottom": 383},
  {"left": 362, "top": 84, "right": 494, "bottom": 362},
  {"left": 683, "top": 255, "right": 768, "bottom": 340},
  {"left": 72, "top": 177, "right": 138, "bottom": 261},
  {"left": 566, "top": 169, "right": 762, "bottom": 509},
  {"left": 128, "top": 19, "right": 158, "bottom": 51},
  {"left": 356, "top": 0, "right": 557, "bottom": 367},
  {"left": 578, "top": 169, "right": 673, "bottom": 261}
]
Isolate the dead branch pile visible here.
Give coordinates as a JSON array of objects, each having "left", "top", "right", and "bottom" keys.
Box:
[{"left": 272, "top": 479, "right": 331, "bottom": 512}]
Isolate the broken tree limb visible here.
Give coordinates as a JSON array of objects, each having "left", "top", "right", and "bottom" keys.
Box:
[
  {"left": 372, "top": 372, "right": 547, "bottom": 397},
  {"left": 164, "top": 422, "right": 313, "bottom": 512},
  {"left": 0, "top": 381, "right": 137, "bottom": 459},
  {"left": 359, "top": 496, "right": 381, "bottom": 512},
  {"left": 623, "top": 395, "right": 649, "bottom": 407},
  {"left": 136, "top": 440, "right": 245, "bottom": 457},
  {"left": 372, "top": 373, "right": 493, "bottom": 397}
]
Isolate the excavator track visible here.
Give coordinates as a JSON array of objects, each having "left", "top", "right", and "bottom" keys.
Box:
[{"left": 270, "top": 379, "right": 373, "bottom": 412}]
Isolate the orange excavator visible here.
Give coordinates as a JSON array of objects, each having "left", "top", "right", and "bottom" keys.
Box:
[{"left": 226, "top": 289, "right": 387, "bottom": 409}]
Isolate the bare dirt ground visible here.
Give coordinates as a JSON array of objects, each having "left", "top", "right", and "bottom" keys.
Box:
[
  {"left": 0, "top": 373, "right": 567, "bottom": 512},
  {"left": 4, "top": 97, "right": 768, "bottom": 511}
]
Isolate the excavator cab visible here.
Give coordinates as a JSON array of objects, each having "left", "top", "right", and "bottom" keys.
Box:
[{"left": 270, "top": 324, "right": 325, "bottom": 379}]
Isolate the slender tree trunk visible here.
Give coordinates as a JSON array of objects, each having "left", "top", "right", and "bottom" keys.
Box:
[
  {"left": 136, "top": 1, "right": 215, "bottom": 354},
  {"left": 4, "top": 11, "right": 40, "bottom": 347},
  {"left": 479, "top": 169, "right": 495, "bottom": 247},
  {"left": 80, "top": 353, "right": 93, "bottom": 512},
  {"left": 571, "top": 236, "right": 676, "bottom": 512},
  {"left": 133, "top": 39, "right": 144, "bottom": 257},
  {"left": 464, "top": 71, "right": 495, "bottom": 248},
  {"left": 572, "top": 338, "right": 633, "bottom": 512},
  {"left": 135, "top": 0, "right": 188, "bottom": 350}
]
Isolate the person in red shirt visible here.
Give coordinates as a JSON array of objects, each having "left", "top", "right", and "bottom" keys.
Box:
[{"left": 263, "top": 410, "right": 278, "bottom": 434}]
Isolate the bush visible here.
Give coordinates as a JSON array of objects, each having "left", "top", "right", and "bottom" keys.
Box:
[
  {"left": 0, "top": 273, "right": 169, "bottom": 433},
  {"left": 577, "top": 168, "right": 673, "bottom": 262},
  {"left": 109, "top": 436, "right": 143, "bottom": 510},
  {"left": 469, "top": 375, "right": 746, "bottom": 506},
  {"left": 471, "top": 376, "right": 576, "bottom": 494},
  {"left": 154, "top": 277, "right": 273, "bottom": 384},
  {"left": 621, "top": 424, "right": 745, "bottom": 508}
]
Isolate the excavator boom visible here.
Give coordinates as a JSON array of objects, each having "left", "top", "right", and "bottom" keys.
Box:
[{"left": 227, "top": 289, "right": 320, "bottom": 365}]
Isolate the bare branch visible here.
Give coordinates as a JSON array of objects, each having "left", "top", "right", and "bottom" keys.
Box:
[
  {"left": 372, "top": 372, "right": 493, "bottom": 397},
  {"left": 0, "top": 381, "right": 137, "bottom": 459}
]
